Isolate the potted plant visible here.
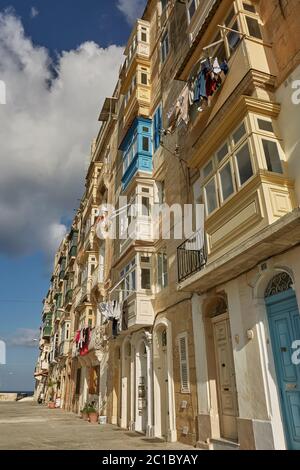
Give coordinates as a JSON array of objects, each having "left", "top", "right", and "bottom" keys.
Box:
[
  {"left": 80, "top": 404, "right": 89, "bottom": 421},
  {"left": 99, "top": 400, "right": 107, "bottom": 425},
  {"left": 87, "top": 403, "right": 98, "bottom": 424}
]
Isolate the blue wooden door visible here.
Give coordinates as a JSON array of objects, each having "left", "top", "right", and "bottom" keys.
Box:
[{"left": 266, "top": 289, "right": 300, "bottom": 450}]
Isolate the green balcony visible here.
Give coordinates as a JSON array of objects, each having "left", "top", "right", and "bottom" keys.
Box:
[
  {"left": 42, "top": 326, "right": 52, "bottom": 338},
  {"left": 69, "top": 245, "right": 77, "bottom": 258},
  {"left": 65, "top": 289, "right": 73, "bottom": 305}
]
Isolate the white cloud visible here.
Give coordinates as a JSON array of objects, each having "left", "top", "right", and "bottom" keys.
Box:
[
  {"left": 0, "top": 12, "right": 123, "bottom": 259},
  {"left": 117, "top": 0, "right": 147, "bottom": 24},
  {"left": 30, "top": 6, "right": 39, "bottom": 19},
  {"left": 7, "top": 328, "right": 40, "bottom": 348}
]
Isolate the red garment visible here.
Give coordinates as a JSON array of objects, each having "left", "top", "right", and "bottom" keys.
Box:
[
  {"left": 75, "top": 330, "right": 80, "bottom": 343},
  {"left": 206, "top": 72, "right": 217, "bottom": 97}
]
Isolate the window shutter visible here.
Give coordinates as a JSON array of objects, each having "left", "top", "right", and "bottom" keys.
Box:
[
  {"left": 157, "top": 254, "right": 163, "bottom": 288},
  {"left": 179, "top": 334, "right": 190, "bottom": 393}
]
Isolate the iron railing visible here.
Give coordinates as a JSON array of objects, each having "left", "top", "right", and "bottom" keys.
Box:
[{"left": 177, "top": 229, "right": 207, "bottom": 283}]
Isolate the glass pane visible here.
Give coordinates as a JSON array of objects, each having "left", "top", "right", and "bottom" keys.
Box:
[
  {"left": 141, "top": 32, "right": 147, "bottom": 42},
  {"left": 225, "top": 7, "right": 235, "bottom": 26},
  {"left": 233, "top": 122, "right": 246, "bottom": 145},
  {"left": 141, "top": 269, "right": 151, "bottom": 289},
  {"left": 203, "top": 160, "right": 213, "bottom": 178},
  {"left": 205, "top": 179, "right": 218, "bottom": 214},
  {"left": 188, "top": 0, "right": 196, "bottom": 21},
  {"left": 243, "top": 2, "right": 256, "bottom": 13},
  {"left": 220, "top": 163, "right": 234, "bottom": 201},
  {"left": 216, "top": 143, "right": 229, "bottom": 163},
  {"left": 142, "top": 136, "right": 149, "bottom": 152},
  {"left": 142, "top": 197, "right": 150, "bottom": 216},
  {"left": 258, "top": 119, "right": 274, "bottom": 133},
  {"left": 262, "top": 140, "right": 283, "bottom": 173},
  {"left": 227, "top": 21, "right": 241, "bottom": 53},
  {"left": 236, "top": 143, "right": 253, "bottom": 185},
  {"left": 246, "top": 16, "right": 262, "bottom": 39},
  {"left": 141, "top": 73, "right": 148, "bottom": 85}
]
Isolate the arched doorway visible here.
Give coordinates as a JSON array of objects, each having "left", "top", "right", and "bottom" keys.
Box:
[
  {"left": 265, "top": 272, "right": 300, "bottom": 450},
  {"left": 135, "top": 340, "right": 148, "bottom": 433},
  {"left": 204, "top": 295, "right": 238, "bottom": 441}
]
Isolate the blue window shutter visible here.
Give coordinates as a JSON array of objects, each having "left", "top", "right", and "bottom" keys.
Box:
[{"left": 154, "top": 105, "right": 162, "bottom": 151}]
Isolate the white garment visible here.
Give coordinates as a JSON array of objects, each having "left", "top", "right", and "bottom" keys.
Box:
[{"left": 213, "top": 58, "right": 221, "bottom": 74}]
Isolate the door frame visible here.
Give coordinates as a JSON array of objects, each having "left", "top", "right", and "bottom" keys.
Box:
[
  {"left": 211, "top": 312, "right": 239, "bottom": 441},
  {"left": 265, "top": 287, "right": 300, "bottom": 450},
  {"left": 253, "top": 267, "right": 298, "bottom": 450},
  {"left": 153, "top": 317, "right": 177, "bottom": 442}
]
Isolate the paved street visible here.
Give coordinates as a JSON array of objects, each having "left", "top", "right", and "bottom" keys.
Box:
[{"left": 0, "top": 402, "right": 194, "bottom": 450}]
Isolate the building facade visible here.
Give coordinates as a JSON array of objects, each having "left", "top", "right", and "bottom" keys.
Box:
[{"left": 35, "top": 0, "right": 300, "bottom": 450}]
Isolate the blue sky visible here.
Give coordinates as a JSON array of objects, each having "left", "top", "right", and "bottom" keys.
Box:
[{"left": 0, "top": 0, "right": 146, "bottom": 391}]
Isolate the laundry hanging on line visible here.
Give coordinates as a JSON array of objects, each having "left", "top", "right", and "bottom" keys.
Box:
[{"left": 167, "top": 57, "right": 229, "bottom": 132}]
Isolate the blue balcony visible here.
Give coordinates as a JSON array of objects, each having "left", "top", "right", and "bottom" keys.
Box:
[{"left": 120, "top": 117, "right": 152, "bottom": 190}]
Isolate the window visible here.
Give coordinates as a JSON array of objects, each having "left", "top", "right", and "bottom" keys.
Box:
[
  {"left": 233, "top": 122, "right": 246, "bottom": 145},
  {"left": 120, "top": 259, "right": 136, "bottom": 300},
  {"left": 202, "top": 119, "right": 257, "bottom": 214},
  {"left": 153, "top": 105, "right": 162, "bottom": 152},
  {"left": 187, "top": 0, "right": 197, "bottom": 23},
  {"left": 178, "top": 334, "right": 190, "bottom": 393},
  {"left": 141, "top": 268, "right": 151, "bottom": 289},
  {"left": 245, "top": 16, "right": 262, "bottom": 39},
  {"left": 161, "top": 0, "right": 168, "bottom": 11},
  {"left": 157, "top": 252, "right": 168, "bottom": 290},
  {"left": 141, "top": 72, "right": 148, "bottom": 85},
  {"left": 142, "top": 136, "right": 150, "bottom": 152},
  {"left": 262, "top": 140, "right": 283, "bottom": 174},
  {"left": 216, "top": 143, "right": 229, "bottom": 163},
  {"left": 235, "top": 142, "right": 253, "bottom": 185},
  {"left": 219, "top": 162, "right": 235, "bottom": 201},
  {"left": 203, "top": 160, "right": 213, "bottom": 178},
  {"left": 161, "top": 31, "right": 170, "bottom": 63},
  {"left": 258, "top": 119, "right": 274, "bottom": 133},
  {"left": 243, "top": 2, "right": 256, "bottom": 13},
  {"left": 205, "top": 178, "right": 218, "bottom": 215},
  {"left": 142, "top": 196, "right": 150, "bottom": 216}
]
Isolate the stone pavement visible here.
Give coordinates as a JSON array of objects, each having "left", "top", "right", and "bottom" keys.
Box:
[{"left": 0, "top": 402, "right": 195, "bottom": 450}]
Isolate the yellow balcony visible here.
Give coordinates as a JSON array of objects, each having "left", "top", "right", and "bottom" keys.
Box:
[{"left": 177, "top": 172, "right": 298, "bottom": 292}]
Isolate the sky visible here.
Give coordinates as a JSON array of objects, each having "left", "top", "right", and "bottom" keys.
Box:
[{"left": 0, "top": 0, "right": 146, "bottom": 391}]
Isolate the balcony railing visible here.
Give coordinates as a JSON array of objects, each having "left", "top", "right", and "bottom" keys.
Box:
[{"left": 177, "top": 229, "right": 207, "bottom": 283}]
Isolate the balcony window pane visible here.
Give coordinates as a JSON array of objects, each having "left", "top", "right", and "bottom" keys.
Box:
[
  {"left": 141, "top": 72, "right": 148, "bottom": 85},
  {"left": 225, "top": 7, "right": 235, "bottom": 26},
  {"left": 142, "top": 136, "right": 149, "bottom": 152},
  {"left": 262, "top": 139, "right": 283, "bottom": 173},
  {"left": 216, "top": 143, "right": 229, "bottom": 163},
  {"left": 227, "top": 21, "right": 241, "bottom": 53},
  {"left": 203, "top": 160, "right": 213, "bottom": 178},
  {"left": 243, "top": 2, "right": 256, "bottom": 13},
  {"left": 258, "top": 119, "right": 274, "bottom": 133},
  {"left": 233, "top": 122, "right": 246, "bottom": 145},
  {"left": 188, "top": 0, "right": 196, "bottom": 22},
  {"left": 205, "top": 179, "right": 218, "bottom": 214},
  {"left": 236, "top": 143, "right": 253, "bottom": 185},
  {"left": 220, "top": 162, "right": 234, "bottom": 201},
  {"left": 141, "top": 268, "right": 151, "bottom": 289},
  {"left": 246, "top": 16, "right": 262, "bottom": 39},
  {"left": 142, "top": 196, "right": 150, "bottom": 216}
]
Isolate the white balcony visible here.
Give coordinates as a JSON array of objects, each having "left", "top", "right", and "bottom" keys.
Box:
[{"left": 122, "top": 292, "right": 154, "bottom": 333}]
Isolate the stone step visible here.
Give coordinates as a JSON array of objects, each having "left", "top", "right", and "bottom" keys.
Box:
[{"left": 209, "top": 438, "right": 240, "bottom": 451}]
